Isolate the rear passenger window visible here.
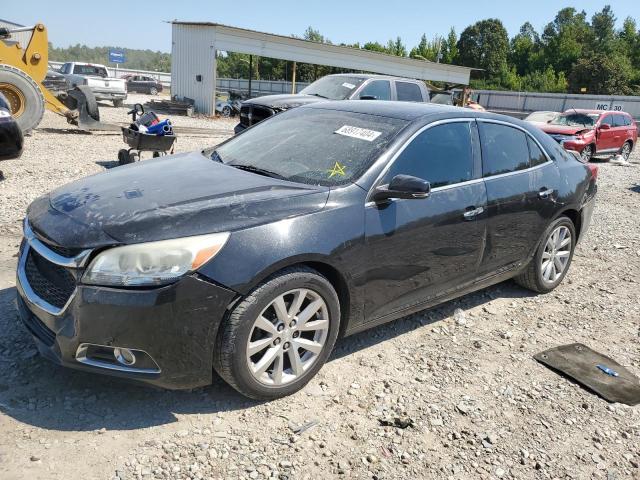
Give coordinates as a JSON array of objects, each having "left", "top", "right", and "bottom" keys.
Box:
[
  {"left": 527, "top": 137, "right": 547, "bottom": 167},
  {"left": 396, "top": 82, "right": 423, "bottom": 102},
  {"left": 613, "top": 114, "right": 627, "bottom": 127},
  {"left": 386, "top": 122, "right": 474, "bottom": 188},
  {"left": 480, "top": 123, "right": 530, "bottom": 176}
]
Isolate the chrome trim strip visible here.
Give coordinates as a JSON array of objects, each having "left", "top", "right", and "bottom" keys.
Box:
[
  {"left": 481, "top": 159, "right": 553, "bottom": 182},
  {"left": 16, "top": 244, "right": 76, "bottom": 317},
  {"left": 75, "top": 343, "right": 161, "bottom": 374},
  {"left": 23, "top": 219, "right": 92, "bottom": 268}
]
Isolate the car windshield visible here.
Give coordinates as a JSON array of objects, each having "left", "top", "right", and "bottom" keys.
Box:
[
  {"left": 550, "top": 113, "right": 599, "bottom": 127},
  {"left": 526, "top": 112, "right": 558, "bottom": 122},
  {"left": 210, "top": 108, "right": 408, "bottom": 186},
  {"left": 299, "top": 76, "right": 366, "bottom": 100}
]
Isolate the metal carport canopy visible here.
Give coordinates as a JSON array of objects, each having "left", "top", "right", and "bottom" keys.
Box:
[{"left": 171, "top": 21, "right": 473, "bottom": 85}]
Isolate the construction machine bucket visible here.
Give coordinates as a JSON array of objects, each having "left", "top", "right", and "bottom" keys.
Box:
[{"left": 64, "top": 86, "right": 119, "bottom": 131}]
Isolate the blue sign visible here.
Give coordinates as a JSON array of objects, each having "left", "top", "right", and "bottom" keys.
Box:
[{"left": 109, "top": 49, "right": 126, "bottom": 64}]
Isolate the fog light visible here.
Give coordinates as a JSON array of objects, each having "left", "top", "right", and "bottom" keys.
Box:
[{"left": 114, "top": 347, "right": 136, "bottom": 366}]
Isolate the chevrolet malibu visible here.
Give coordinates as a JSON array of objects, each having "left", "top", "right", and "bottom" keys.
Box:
[{"left": 16, "top": 102, "right": 597, "bottom": 400}]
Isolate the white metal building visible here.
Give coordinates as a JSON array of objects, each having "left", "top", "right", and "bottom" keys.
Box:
[{"left": 171, "top": 21, "right": 474, "bottom": 115}]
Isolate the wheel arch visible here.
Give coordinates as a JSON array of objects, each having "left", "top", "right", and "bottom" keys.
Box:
[
  {"left": 230, "top": 255, "right": 353, "bottom": 338},
  {"left": 556, "top": 208, "right": 582, "bottom": 240}
]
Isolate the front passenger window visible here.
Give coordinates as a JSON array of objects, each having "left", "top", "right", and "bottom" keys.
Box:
[
  {"left": 480, "top": 123, "right": 530, "bottom": 176},
  {"left": 385, "top": 122, "right": 474, "bottom": 188},
  {"left": 359, "top": 81, "right": 391, "bottom": 101}
]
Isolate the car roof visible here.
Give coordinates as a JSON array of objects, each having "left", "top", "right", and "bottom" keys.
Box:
[
  {"left": 325, "top": 73, "right": 422, "bottom": 82},
  {"left": 563, "top": 109, "right": 605, "bottom": 115},
  {"left": 302, "top": 100, "right": 514, "bottom": 123}
]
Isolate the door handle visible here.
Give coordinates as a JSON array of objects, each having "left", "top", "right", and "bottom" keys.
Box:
[
  {"left": 538, "top": 188, "right": 554, "bottom": 199},
  {"left": 463, "top": 206, "right": 484, "bottom": 220}
]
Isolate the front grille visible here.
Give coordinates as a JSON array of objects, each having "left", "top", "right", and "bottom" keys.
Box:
[
  {"left": 18, "top": 297, "right": 56, "bottom": 346},
  {"left": 24, "top": 248, "right": 76, "bottom": 309},
  {"left": 251, "top": 105, "right": 275, "bottom": 125},
  {"left": 240, "top": 104, "right": 275, "bottom": 128}
]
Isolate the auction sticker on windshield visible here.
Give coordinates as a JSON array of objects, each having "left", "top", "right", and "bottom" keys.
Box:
[
  {"left": 335, "top": 125, "right": 382, "bottom": 142},
  {"left": 342, "top": 82, "right": 356, "bottom": 89}
]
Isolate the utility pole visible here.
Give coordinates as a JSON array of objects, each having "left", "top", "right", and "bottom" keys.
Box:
[
  {"left": 291, "top": 61, "right": 297, "bottom": 94},
  {"left": 248, "top": 55, "right": 253, "bottom": 98}
]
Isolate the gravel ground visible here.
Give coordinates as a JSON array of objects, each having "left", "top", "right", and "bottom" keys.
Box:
[{"left": 0, "top": 98, "right": 639, "bottom": 480}]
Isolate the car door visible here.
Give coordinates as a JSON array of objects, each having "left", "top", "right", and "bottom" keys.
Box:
[
  {"left": 364, "top": 120, "right": 487, "bottom": 321},
  {"left": 612, "top": 114, "right": 630, "bottom": 150},
  {"left": 596, "top": 114, "right": 616, "bottom": 152},
  {"left": 395, "top": 81, "right": 425, "bottom": 103},
  {"left": 478, "top": 120, "right": 560, "bottom": 275}
]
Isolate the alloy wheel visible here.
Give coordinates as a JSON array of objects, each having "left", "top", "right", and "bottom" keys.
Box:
[
  {"left": 540, "top": 225, "right": 572, "bottom": 283},
  {"left": 621, "top": 143, "right": 631, "bottom": 160},
  {"left": 246, "top": 288, "right": 329, "bottom": 386},
  {"left": 581, "top": 145, "right": 592, "bottom": 162}
]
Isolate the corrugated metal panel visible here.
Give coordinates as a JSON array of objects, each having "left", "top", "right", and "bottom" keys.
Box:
[
  {"left": 0, "top": 19, "right": 32, "bottom": 49},
  {"left": 475, "top": 90, "right": 640, "bottom": 120},
  {"left": 171, "top": 24, "right": 216, "bottom": 114}
]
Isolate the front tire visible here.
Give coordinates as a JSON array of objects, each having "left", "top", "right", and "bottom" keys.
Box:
[
  {"left": 515, "top": 216, "right": 576, "bottom": 293},
  {"left": 149, "top": 87, "right": 158, "bottom": 96},
  {"left": 214, "top": 267, "right": 340, "bottom": 400},
  {"left": 580, "top": 144, "right": 593, "bottom": 162}
]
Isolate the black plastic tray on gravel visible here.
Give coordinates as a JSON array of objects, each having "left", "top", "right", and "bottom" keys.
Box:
[{"left": 117, "top": 104, "right": 177, "bottom": 165}]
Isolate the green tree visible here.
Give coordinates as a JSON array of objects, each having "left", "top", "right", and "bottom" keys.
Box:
[
  {"left": 509, "top": 22, "right": 539, "bottom": 75},
  {"left": 568, "top": 53, "right": 634, "bottom": 94},
  {"left": 457, "top": 19, "right": 509, "bottom": 77},
  {"left": 441, "top": 28, "right": 458, "bottom": 64},
  {"left": 386, "top": 37, "right": 407, "bottom": 57},
  {"left": 540, "top": 8, "right": 592, "bottom": 73},
  {"left": 590, "top": 5, "right": 616, "bottom": 53}
]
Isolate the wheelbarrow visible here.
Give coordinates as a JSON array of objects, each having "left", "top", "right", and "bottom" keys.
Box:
[{"left": 117, "top": 104, "right": 176, "bottom": 165}]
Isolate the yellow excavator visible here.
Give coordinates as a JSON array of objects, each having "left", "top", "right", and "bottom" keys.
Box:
[{"left": 0, "top": 22, "right": 102, "bottom": 133}]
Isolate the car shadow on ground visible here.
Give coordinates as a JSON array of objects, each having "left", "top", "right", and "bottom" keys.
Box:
[{"left": 0, "top": 281, "right": 534, "bottom": 432}]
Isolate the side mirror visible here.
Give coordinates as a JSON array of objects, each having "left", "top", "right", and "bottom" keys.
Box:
[
  {"left": 373, "top": 174, "right": 431, "bottom": 202},
  {"left": 359, "top": 95, "right": 378, "bottom": 100},
  {"left": 599, "top": 123, "right": 611, "bottom": 130}
]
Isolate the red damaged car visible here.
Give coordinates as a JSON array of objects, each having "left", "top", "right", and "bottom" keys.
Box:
[{"left": 539, "top": 109, "right": 637, "bottom": 162}]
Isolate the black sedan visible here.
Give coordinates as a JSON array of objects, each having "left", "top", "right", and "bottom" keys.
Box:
[
  {"left": 16, "top": 101, "right": 597, "bottom": 399},
  {"left": 124, "top": 75, "right": 163, "bottom": 95}
]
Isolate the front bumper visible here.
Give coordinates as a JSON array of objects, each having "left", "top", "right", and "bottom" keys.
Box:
[{"left": 15, "top": 236, "right": 237, "bottom": 390}]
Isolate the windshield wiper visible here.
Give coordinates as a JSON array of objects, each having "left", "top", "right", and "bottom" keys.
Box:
[
  {"left": 230, "top": 164, "right": 285, "bottom": 179},
  {"left": 308, "top": 93, "right": 329, "bottom": 99}
]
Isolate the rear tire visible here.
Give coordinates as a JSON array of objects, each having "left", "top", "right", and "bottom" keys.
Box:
[
  {"left": 214, "top": 267, "right": 340, "bottom": 400},
  {"left": 0, "top": 64, "right": 45, "bottom": 134},
  {"left": 150, "top": 87, "right": 158, "bottom": 96},
  {"left": 620, "top": 141, "right": 632, "bottom": 161},
  {"left": 515, "top": 216, "right": 576, "bottom": 293},
  {"left": 113, "top": 99, "right": 124, "bottom": 108}
]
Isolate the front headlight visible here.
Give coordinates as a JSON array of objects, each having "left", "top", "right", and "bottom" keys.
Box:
[{"left": 82, "top": 232, "right": 230, "bottom": 287}]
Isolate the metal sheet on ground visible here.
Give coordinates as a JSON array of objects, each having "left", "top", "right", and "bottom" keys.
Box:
[{"left": 534, "top": 343, "right": 640, "bottom": 406}]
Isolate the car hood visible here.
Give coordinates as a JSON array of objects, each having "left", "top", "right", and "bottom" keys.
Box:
[
  {"left": 27, "top": 151, "right": 329, "bottom": 248},
  {"left": 540, "top": 124, "right": 594, "bottom": 135},
  {"left": 245, "top": 94, "right": 327, "bottom": 110}
]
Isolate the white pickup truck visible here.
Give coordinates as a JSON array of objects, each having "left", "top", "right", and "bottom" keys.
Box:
[{"left": 59, "top": 62, "right": 127, "bottom": 107}]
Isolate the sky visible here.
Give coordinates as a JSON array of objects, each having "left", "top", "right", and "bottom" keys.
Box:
[{"left": 6, "top": 0, "right": 640, "bottom": 53}]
